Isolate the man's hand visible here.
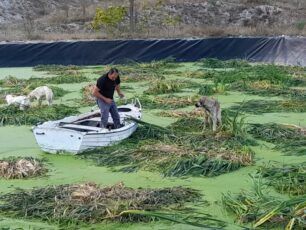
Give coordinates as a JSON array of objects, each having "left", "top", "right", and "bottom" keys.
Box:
[{"left": 104, "top": 98, "right": 113, "bottom": 104}]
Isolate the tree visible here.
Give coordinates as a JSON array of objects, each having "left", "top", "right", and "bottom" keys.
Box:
[
  {"left": 23, "top": 13, "right": 35, "bottom": 39},
  {"left": 91, "top": 6, "right": 127, "bottom": 37},
  {"left": 129, "top": 0, "right": 136, "bottom": 34},
  {"left": 80, "top": 0, "right": 91, "bottom": 21},
  {"left": 163, "top": 15, "right": 181, "bottom": 37},
  {"left": 62, "top": 0, "right": 69, "bottom": 19}
]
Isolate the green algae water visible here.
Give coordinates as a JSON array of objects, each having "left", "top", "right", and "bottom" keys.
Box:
[{"left": 0, "top": 64, "right": 305, "bottom": 229}]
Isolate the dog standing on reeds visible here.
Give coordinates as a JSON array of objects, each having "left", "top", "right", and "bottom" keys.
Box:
[
  {"left": 5, "top": 95, "right": 30, "bottom": 110},
  {"left": 195, "top": 96, "right": 221, "bottom": 131},
  {"left": 28, "top": 86, "right": 53, "bottom": 106}
]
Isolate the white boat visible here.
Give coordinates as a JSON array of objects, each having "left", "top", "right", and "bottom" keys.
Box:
[{"left": 32, "top": 99, "right": 142, "bottom": 154}]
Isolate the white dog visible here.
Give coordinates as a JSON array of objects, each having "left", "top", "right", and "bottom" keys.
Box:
[
  {"left": 28, "top": 86, "right": 53, "bottom": 106},
  {"left": 195, "top": 96, "right": 222, "bottom": 132},
  {"left": 5, "top": 95, "right": 30, "bottom": 110}
]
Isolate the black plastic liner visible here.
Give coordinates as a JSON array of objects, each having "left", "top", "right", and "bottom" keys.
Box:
[{"left": 0, "top": 37, "right": 305, "bottom": 67}]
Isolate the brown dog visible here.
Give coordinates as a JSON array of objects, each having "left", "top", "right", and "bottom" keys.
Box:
[{"left": 195, "top": 96, "right": 221, "bottom": 131}]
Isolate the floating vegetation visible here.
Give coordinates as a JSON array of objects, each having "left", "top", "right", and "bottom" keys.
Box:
[
  {"left": 169, "top": 118, "right": 204, "bottom": 133},
  {"left": 125, "top": 58, "right": 178, "bottom": 71},
  {"left": 33, "top": 64, "right": 81, "bottom": 73},
  {"left": 0, "top": 85, "right": 69, "bottom": 103},
  {"left": 38, "top": 74, "right": 89, "bottom": 84},
  {"left": 258, "top": 162, "right": 306, "bottom": 196},
  {"left": 144, "top": 81, "right": 184, "bottom": 95},
  {"left": 105, "top": 59, "right": 178, "bottom": 81},
  {"left": 230, "top": 80, "right": 306, "bottom": 99},
  {"left": 201, "top": 58, "right": 251, "bottom": 69},
  {"left": 0, "top": 104, "right": 78, "bottom": 126},
  {"left": 158, "top": 109, "right": 205, "bottom": 118},
  {"left": 165, "top": 154, "right": 252, "bottom": 177},
  {"left": 205, "top": 64, "right": 291, "bottom": 86},
  {"left": 0, "top": 182, "right": 203, "bottom": 225},
  {"left": 249, "top": 123, "right": 306, "bottom": 155},
  {"left": 229, "top": 99, "right": 306, "bottom": 114},
  {"left": 183, "top": 70, "right": 215, "bottom": 79},
  {"left": 0, "top": 76, "right": 24, "bottom": 88},
  {"left": 222, "top": 178, "right": 305, "bottom": 229},
  {"left": 48, "top": 86, "right": 70, "bottom": 98},
  {"left": 121, "top": 73, "right": 154, "bottom": 82},
  {"left": 202, "top": 63, "right": 306, "bottom": 100},
  {"left": 0, "top": 96, "right": 5, "bottom": 104},
  {"left": 139, "top": 95, "right": 199, "bottom": 110},
  {"left": 80, "top": 83, "right": 96, "bottom": 106},
  {"left": 82, "top": 119, "right": 254, "bottom": 177},
  {"left": 198, "top": 82, "right": 228, "bottom": 95},
  {"left": 0, "top": 157, "right": 47, "bottom": 179},
  {"left": 198, "top": 84, "right": 214, "bottom": 95},
  {"left": 0, "top": 74, "right": 89, "bottom": 90}
]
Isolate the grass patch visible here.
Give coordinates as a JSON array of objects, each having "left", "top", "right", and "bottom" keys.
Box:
[
  {"left": 222, "top": 178, "right": 305, "bottom": 229},
  {"left": 169, "top": 117, "right": 204, "bottom": 133},
  {"left": 183, "top": 70, "right": 215, "bottom": 79},
  {"left": 100, "top": 58, "right": 179, "bottom": 82},
  {"left": 48, "top": 86, "right": 70, "bottom": 98},
  {"left": 249, "top": 123, "right": 306, "bottom": 155},
  {"left": 121, "top": 73, "right": 155, "bottom": 83},
  {"left": 33, "top": 64, "right": 81, "bottom": 73},
  {"left": 80, "top": 84, "right": 95, "bottom": 106},
  {"left": 158, "top": 109, "right": 205, "bottom": 118},
  {"left": 198, "top": 82, "right": 228, "bottom": 95},
  {"left": 0, "top": 74, "right": 89, "bottom": 89},
  {"left": 0, "top": 157, "right": 47, "bottom": 179},
  {"left": 258, "top": 162, "right": 306, "bottom": 196},
  {"left": 230, "top": 80, "right": 306, "bottom": 99},
  {"left": 144, "top": 81, "right": 186, "bottom": 95},
  {"left": 210, "top": 64, "right": 292, "bottom": 85},
  {"left": 229, "top": 99, "right": 306, "bottom": 114},
  {"left": 201, "top": 58, "right": 251, "bottom": 69},
  {"left": 81, "top": 119, "right": 254, "bottom": 177},
  {"left": 0, "top": 182, "right": 204, "bottom": 225},
  {"left": 200, "top": 63, "right": 306, "bottom": 100},
  {"left": 0, "top": 104, "right": 78, "bottom": 126},
  {"left": 139, "top": 95, "right": 199, "bottom": 110},
  {"left": 0, "top": 97, "right": 5, "bottom": 104},
  {"left": 0, "top": 85, "right": 69, "bottom": 102}
]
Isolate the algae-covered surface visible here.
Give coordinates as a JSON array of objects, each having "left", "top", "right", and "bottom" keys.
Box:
[{"left": 0, "top": 62, "right": 305, "bottom": 229}]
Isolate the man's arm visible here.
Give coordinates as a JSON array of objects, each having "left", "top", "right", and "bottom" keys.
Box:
[
  {"left": 115, "top": 85, "right": 124, "bottom": 98},
  {"left": 92, "top": 86, "right": 112, "bottom": 104}
]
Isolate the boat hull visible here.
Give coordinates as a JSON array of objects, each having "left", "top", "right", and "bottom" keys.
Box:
[
  {"left": 32, "top": 102, "right": 141, "bottom": 154},
  {"left": 33, "top": 122, "right": 138, "bottom": 154}
]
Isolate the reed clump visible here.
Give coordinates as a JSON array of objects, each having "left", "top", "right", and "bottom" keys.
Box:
[
  {"left": 82, "top": 118, "right": 254, "bottom": 177},
  {"left": 139, "top": 95, "right": 199, "bottom": 110},
  {"left": 0, "top": 182, "right": 201, "bottom": 224},
  {"left": 222, "top": 178, "right": 305, "bottom": 230},
  {"left": 0, "top": 104, "right": 78, "bottom": 126},
  {"left": 258, "top": 162, "right": 306, "bottom": 196},
  {"left": 249, "top": 123, "right": 306, "bottom": 155},
  {"left": 0, "top": 157, "right": 47, "bottom": 179},
  {"left": 229, "top": 99, "right": 306, "bottom": 115}
]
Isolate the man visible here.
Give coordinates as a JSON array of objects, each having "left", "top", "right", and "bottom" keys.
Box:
[{"left": 93, "top": 68, "right": 124, "bottom": 129}]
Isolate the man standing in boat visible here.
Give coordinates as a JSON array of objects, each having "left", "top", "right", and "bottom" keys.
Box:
[{"left": 93, "top": 68, "right": 124, "bottom": 129}]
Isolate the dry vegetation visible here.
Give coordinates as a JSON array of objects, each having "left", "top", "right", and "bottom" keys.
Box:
[
  {"left": 0, "top": 157, "right": 47, "bottom": 179},
  {"left": 0, "top": 182, "right": 203, "bottom": 225},
  {"left": 0, "top": 0, "right": 305, "bottom": 41}
]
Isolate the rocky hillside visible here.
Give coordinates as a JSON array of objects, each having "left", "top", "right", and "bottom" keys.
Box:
[{"left": 0, "top": 0, "right": 305, "bottom": 41}]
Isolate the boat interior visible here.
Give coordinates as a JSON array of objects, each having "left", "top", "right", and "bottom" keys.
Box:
[{"left": 57, "top": 106, "right": 134, "bottom": 132}]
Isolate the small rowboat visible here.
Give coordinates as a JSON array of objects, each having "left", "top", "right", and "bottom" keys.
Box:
[{"left": 32, "top": 99, "right": 142, "bottom": 154}]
